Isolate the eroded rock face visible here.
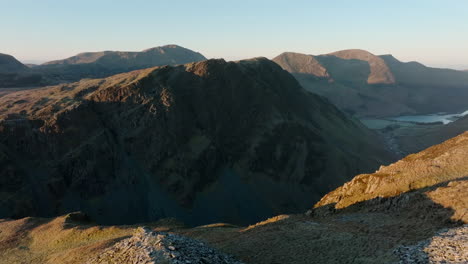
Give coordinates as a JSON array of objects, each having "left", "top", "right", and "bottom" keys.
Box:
[{"left": 0, "top": 58, "right": 392, "bottom": 225}]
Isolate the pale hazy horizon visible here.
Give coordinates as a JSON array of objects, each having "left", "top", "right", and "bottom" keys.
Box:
[{"left": 3, "top": 0, "right": 467, "bottom": 70}]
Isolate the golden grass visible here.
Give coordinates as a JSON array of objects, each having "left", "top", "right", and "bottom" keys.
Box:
[
  {"left": 0, "top": 214, "right": 134, "bottom": 264},
  {"left": 315, "top": 132, "right": 468, "bottom": 209},
  {"left": 242, "top": 215, "right": 290, "bottom": 231}
]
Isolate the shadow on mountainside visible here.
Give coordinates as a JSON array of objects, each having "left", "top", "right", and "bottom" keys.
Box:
[
  {"left": 0, "top": 100, "right": 321, "bottom": 226},
  {"left": 182, "top": 178, "right": 467, "bottom": 264},
  {"left": 0, "top": 177, "right": 465, "bottom": 264}
]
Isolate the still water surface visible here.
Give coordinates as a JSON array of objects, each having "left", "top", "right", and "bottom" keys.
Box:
[{"left": 389, "top": 110, "right": 468, "bottom": 125}]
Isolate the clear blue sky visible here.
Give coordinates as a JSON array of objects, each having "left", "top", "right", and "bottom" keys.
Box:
[{"left": 1, "top": 0, "right": 467, "bottom": 69}]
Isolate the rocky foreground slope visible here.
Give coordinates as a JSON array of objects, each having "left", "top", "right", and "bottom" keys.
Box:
[
  {"left": 0, "top": 57, "right": 392, "bottom": 225},
  {"left": 273, "top": 50, "right": 468, "bottom": 117},
  {"left": 88, "top": 227, "right": 243, "bottom": 264},
  {"left": 0, "top": 132, "right": 466, "bottom": 263}
]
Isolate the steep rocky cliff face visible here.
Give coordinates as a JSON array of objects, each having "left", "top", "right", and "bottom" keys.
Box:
[
  {"left": 273, "top": 50, "right": 468, "bottom": 117},
  {"left": 0, "top": 58, "right": 392, "bottom": 225}
]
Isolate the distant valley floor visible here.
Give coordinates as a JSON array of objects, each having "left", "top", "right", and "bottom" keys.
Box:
[{"left": 361, "top": 116, "right": 467, "bottom": 157}]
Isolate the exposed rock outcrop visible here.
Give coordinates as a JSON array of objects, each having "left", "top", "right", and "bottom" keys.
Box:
[
  {"left": 394, "top": 225, "right": 468, "bottom": 264},
  {"left": 88, "top": 227, "right": 243, "bottom": 264}
]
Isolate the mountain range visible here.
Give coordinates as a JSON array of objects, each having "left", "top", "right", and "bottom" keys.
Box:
[
  {"left": 0, "top": 44, "right": 467, "bottom": 263},
  {"left": 4, "top": 47, "right": 467, "bottom": 120},
  {"left": 0, "top": 57, "right": 392, "bottom": 225},
  {"left": 43, "top": 45, "right": 205, "bottom": 66},
  {"left": 0, "top": 45, "right": 206, "bottom": 87},
  {"left": 273, "top": 50, "right": 468, "bottom": 117}
]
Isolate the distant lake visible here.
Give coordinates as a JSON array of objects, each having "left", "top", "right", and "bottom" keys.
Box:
[
  {"left": 361, "top": 110, "right": 468, "bottom": 130},
  {"left": 389, "top": 110, "right": 468, "bottom": 125}
]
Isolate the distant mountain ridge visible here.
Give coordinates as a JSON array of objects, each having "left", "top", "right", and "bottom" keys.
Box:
[
  {"left": 0, "top": 45, "right": 207, "bottom": 87},
  {"left": 273, "top": 50, "right": 468, "bottom": 117},
  {"left": 43, "top": 44, "right": 206, "bottom": 67}
]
